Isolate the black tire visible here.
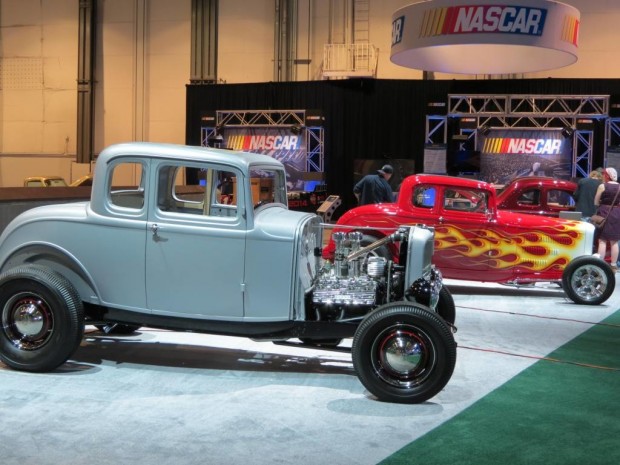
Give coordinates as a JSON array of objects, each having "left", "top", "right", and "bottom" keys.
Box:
[
  {"left": 561, "top": 255, "right": 615, "bottom": 305},
  {"left": 0, "top": 265, "right": 84, "bottom": 372},
  {"left": 95, "top": 323, "right": 141, "bottom": 335},
  {"left": 360, "top": 234, "right": 391, "bottom": 260},
  {"left": 436, "top": 286, "right": 456, "bottom": 325},
  {"left": 352, "top": 302, "right": 457, "bottom": 404}
]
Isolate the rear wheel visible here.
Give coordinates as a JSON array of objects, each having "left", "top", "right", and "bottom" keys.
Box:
[
  {"left": 352, "top": 302, "right": 456, "bottom": 403},
  {"left": 0, "top": 265, "right": 84, "bottom": 372},
  {"left": 562, "top": 256, "right": 615, "bottom": 305}
]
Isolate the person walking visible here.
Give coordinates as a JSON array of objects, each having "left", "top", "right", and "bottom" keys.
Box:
[
  {"left": 594, "top": 167, "right": 620, "bottom": 272},
  {"left": 353, "top": 164, "right": 395, "bottom": 205},
  {"left": 574, "top": 169, "right": 603, "bottom": 221}
]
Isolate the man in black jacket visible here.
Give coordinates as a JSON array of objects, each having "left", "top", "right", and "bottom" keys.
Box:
[
  {"left": 574, "top": 169, "right": 603, "bottom": 220},
  {"left": 353, "top": 164, "right": 394, "bottom": 205}
]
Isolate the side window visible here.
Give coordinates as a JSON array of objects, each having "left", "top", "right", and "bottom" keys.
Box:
[
  {"left": 109, "top": 161, "right": 145, "bottom": 210},
  {"left": 249, "top": 167, "right": 287, "bottom": 206},
  {"left": 517, "top": 188, "right": 540, "bottom": 206},
  {"left": 547, "top": 189, "right": 574, "bottom": 207},
  {"left": 156, "top": 163, "right": 239, "bottom": 218},
  {"left": 443, "top": 188, "right": 488, "bottom": 213},
  {"left": 413, "top": 186, "right": 435, "bottom": 208}
]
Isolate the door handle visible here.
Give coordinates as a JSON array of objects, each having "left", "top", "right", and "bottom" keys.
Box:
[{"left": 151, "top": 223, "right": 159, "bottom": 237}]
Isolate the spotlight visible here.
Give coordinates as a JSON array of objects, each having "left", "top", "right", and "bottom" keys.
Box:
[
  {"left": 290, "top": 125, "right": 302, "bottom": 135},
  {"left": 479, "top": 125, "right": 491, "bottom": 136},
  {"left": 207, "top": 126, "right": 225, "bottom": 147},
  {"left": 561, "top": 127, "right": 574, "bottom": 138}
]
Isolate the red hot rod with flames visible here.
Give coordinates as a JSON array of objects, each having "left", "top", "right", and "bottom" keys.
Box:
[{"left": 325, "top": 174, "right": 614, "bottom": 306}]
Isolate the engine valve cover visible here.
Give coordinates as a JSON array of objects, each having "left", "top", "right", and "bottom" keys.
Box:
[{"left": 313, "top": 274, "right": 377, "bottom": 305}]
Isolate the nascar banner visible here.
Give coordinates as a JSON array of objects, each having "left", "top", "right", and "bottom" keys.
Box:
[
  {"left": 225, "top": 128, "right": 308, "bottom": 190},
  {"left": 477, "top": 128, "right": 572, "bottom": 184},
  {"left": 390, "top": 0, "right": 579, "bottom": 74}
]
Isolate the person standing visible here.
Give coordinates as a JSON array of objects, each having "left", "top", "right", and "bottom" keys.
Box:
[
  {"left": 573, "top": 169, "right": 603, "bottom": 220},
  {"left": 353, "top": 164, "right": 395, "bottom": 205},
  {"left": 594, "top": 167, "right": 620, "bottom": 272}
]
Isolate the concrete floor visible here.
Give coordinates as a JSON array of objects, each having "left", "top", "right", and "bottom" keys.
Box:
[{"left": 1, "top": 280, "right": 618, "bottom": 465}]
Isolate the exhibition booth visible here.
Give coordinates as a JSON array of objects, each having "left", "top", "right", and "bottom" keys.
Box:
[{"left": 186, "top": 80, "right": 620, "bottom": 216}]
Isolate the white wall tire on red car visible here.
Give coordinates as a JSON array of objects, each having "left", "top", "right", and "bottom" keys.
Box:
[{"left": 562, "top": 256, "right": 615, "bottom": 305}]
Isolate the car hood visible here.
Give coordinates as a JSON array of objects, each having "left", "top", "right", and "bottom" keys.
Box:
[{"left": 253, "top": 204, "right": 319, "bottom": 239}]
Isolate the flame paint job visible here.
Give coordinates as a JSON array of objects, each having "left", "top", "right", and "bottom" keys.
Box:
[{"left": 327, "top": 174, "right": 594, "bottom": 284}]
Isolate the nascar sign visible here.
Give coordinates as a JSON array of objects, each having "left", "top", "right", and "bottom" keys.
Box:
[
  {"left": 228, "top": 133, "right": 301, "bottom": 152},
  {"left": 420, "top": 5, "right": 547, "bottom": 36},
  {"left": 482, "top": 137, "right": 563, "bottom": 155},
  {"left": 390, "top": 0, "right": 579, "bottom": 74},
  {"left": 478, "top": 128, "right": 572, "bottom": 184},
  {"left": 225, "top": 128, "right": 308, "bottom": 190}
]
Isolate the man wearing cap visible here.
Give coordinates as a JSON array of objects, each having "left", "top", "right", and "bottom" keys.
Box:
[{"left": 353, "top": 164, "right": 395, "bottom": 205}]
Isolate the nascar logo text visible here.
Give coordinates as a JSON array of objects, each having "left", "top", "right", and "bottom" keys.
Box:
[
  {"left": 483, "top": 138, "right": 562, "bottom": 155},
  {"left": 421, "top": 5, "right": 547, "bottom": 37}
]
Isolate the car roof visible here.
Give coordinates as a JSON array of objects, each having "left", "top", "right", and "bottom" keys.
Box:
[
  {"left": 404, "top": 174, "right": 493, "bottom": 190},
  {"left": 505, "top": 176, "right": 574, "bottom": 184},
  {"left": 96, "top": 142, "right": 284, "bottom": 171},
  {"left": 501, "top": 176, "right": 577, "bottom": 189}
]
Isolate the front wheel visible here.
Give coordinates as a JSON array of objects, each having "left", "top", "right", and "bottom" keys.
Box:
[
  {"left": 436, "top": 286, "right": 456, "bottom": 325},
  {"left": 0, "top": 265, "right": 84, "bottom": 372},
  {"left": 352, "top": 302, "right": 457, "bottom": 404},
  {"left": 561, "top": 255, "right": 615, "bottom": 305}
]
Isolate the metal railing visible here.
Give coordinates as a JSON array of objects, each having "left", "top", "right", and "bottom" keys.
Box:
[{"left": 322, "top": 43, "right": 378, "bottom": 79}]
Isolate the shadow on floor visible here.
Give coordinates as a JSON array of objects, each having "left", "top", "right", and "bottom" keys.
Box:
[{"left": 62, "top": 330, "right": 356, "bottom": 378}]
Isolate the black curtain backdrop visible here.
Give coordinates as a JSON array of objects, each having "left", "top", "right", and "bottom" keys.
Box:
[{"left": 186, "top": 78, "right": 620, "bottom": 212}]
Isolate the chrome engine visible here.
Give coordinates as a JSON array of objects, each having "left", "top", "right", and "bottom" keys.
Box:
[
  {"left": 312, "top": 231, "right": 386, "bottom": 306},
  {"left": 311, "top": 226, "right": 442, "bottom": 320}
]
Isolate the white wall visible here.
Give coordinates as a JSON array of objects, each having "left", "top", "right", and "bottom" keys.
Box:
[
  {"left": 218, "top": 0, "right": 274, "bottom": 83},
  {"left": 0, "top": 0, "right": 619, "bottom": 186},
  {"left": 94, "top": 0, "right": 190, "bottom": 152},
  {"left": 0, "top": 0, "right": 77, "bottom": 185}
]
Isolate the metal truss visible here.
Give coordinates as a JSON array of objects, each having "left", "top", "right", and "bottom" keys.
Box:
[
  {"left": 605, "top": 118, "right": 620, "bottom": 168},
  {"left": 305, "top": 127, "right": 324, "bottom": 172},
  {"left": 215, "top": 110, "right": 306, "bottom": 127},
  {"left": 426, "top": 94, "right": 611, "bottom": 177},
  {"left": 200, "top": 109, "right": 324, "bottom": 173},
  {"left": 606, "top": 117, "right": 620, "bottom": 148},
  {"left": 448, "top": 94, "right": 609, "bottom": 118},
  {"left": 425, "top": 116, "right": 448, "bottom": 145},
  {"left": 574, "top": 131, "right": 593, "bottom": 178}
]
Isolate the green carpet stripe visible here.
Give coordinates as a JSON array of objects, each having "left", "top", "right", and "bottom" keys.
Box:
[{"left": 381, "top": 310, "right": 620, "bottom": 465}]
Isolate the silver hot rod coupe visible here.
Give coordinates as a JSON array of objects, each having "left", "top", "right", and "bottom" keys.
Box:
[{"left": 0, "top": 142, "right": 456, "bottom": 403}]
